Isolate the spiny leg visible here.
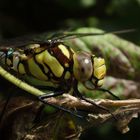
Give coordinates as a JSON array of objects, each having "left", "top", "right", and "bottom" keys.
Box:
[
  {"left": 38, "top": 91, "right": 84, "bottom": 119},
  {"left": 77, "top": 93, "right": 117, "bottom": 120},
  {"left": 73, "top": 82, "right": 117, "bottom": 120},
  {"left": 33, "top": 91, "right": 64, "bottom": 124}
]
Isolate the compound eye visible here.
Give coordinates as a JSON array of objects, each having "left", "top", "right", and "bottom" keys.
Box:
[{"left": 73, "top": 52, "right": 93, "bottom": 82}]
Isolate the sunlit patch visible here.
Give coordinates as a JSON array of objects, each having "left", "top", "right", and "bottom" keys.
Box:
[
  {"left": 58, "top": 44, "right": 70, "bottom": 59},
  {"left": 84, "top": 58, "right": 90, "bottom": 64}
]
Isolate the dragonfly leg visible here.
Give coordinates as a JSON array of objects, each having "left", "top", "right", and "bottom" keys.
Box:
[
  {"left": 73, "top": 82, "right": 117, "bottom": 120},
  {"left": 38, "top": 91, "right": 84, "bottom": 119},
  {"left": 77, "top": 93, "right": 117, "bottom": 120},
  {"left": 33, "top": 91, "right": 64, "bottom": 124}
]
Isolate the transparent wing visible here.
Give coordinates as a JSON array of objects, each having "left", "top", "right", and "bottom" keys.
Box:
[{"left": 0, "top": 28, "right": 135, "bottom": 49}]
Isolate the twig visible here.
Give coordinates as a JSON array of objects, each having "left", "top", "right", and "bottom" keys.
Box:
[
  {"left": 44, "top": 94, "right": 140, "bottom": 110},
  {"left": 44, "top": 94, "right": 140, "bottom": 133}
]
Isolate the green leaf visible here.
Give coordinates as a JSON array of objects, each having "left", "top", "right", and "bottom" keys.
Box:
[{"left": 65, "top": 27, "right": 140, "bottom": 81}]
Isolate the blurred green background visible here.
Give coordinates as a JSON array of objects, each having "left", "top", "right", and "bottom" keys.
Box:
[
  {"left": 0, "top": 0, "right": 140, "bottom": 139},
  {"left": 0, "top": 0, "right": 140, "bottom": 44}
]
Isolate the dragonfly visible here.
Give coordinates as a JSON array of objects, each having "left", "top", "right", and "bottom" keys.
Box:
[{"left": 0, "top": 28, "right": 129, "bottom": 122}]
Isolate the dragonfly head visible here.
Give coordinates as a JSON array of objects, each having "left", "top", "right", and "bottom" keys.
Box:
[{"left": 73, "top": 52, "right": 106, "bottom": 89}]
